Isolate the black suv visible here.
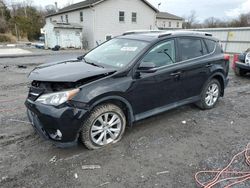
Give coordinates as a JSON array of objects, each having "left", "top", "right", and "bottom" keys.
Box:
[{"left": 25, "top": 31, "right": 229, "bottom": 149}]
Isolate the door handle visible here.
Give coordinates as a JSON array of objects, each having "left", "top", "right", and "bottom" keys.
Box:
[
  {"left": 170, "top": 71, "right": 182, "bottom": 76},
  {"left": 206, "top": 63, "right": 212, "bottom": 68}
]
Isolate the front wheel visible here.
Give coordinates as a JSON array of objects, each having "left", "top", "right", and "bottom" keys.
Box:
[
  {"left": 196, "top": 79, "right": 221, "bottom": 110},
  {"left": 80, "top": 104, "right": 126, "bottom": 150}
]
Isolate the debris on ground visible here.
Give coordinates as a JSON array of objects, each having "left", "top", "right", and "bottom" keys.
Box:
[
  {"left": 74, "top": 173, "right": 78, "bottom": 179},
  {"left": 49, "top": 156, "right": 57, "bottom": 163},
  {"left": 17, "top": 65, "right": 27, "bottom": 69},
  {"left": 0, "top": 176, "right": 8, "bottom": 183},
  {"left": 52, "top": 45, "right": 61, "bottom": 51},
  {"left": 181, "top": 120, "right": 187, "bottom": 124},
  {"left": 98, "top": 182, "right": 110, "bottom": 187},
  {"left": 195, "top": 143, "right": 250, "bottom": 187},
  {"left": 82, "top": 165, "right": 101, "bottom": 170},
  {"left": 156, "top": 171, "right": 169, "bottom": 175}
]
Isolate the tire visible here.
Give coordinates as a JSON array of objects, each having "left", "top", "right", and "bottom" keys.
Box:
[
  {"left": 196, "top": 79, "right": 221, "bottom": 110},
  {"left": 80, "top": 103, "right": 126, "bottom": 150},
  {"left": 235, "top": 67, "right": 246, "bottom": 76}
]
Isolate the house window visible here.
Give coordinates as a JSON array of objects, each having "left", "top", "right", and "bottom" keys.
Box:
[
  {"left": 132, "top": 12, "right": 137, "bottom": 23},
  {"left": 177, "top": 22, "right": 179, "bottom": 28},
  {"left": 65, "top": 15, "right": 68, "bottom": 23},
  {"left": 106, "top": 35, "right": 112, "bottom": 41},
  {"left": 169, "top": 21, "right": 171, "bottom": 27},
  {"left": 80, "top": 11, "right": 83, "bottom": 22},
  {"left": 119, "top": 11, "right": 125, "bottom": 22},
  {"left": 163, "top": 21, "right": 166, "bottom": 28},
  {"left": 61, "top": 16, "right": 63, "bottom": 22}
]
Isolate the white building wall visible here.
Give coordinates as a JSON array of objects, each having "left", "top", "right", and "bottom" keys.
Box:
[
  {"left": 93, "top": 0, "right": 157, "bottom": 45},
  {"left": 45, "top": 9, "right": 94, "bottom": 49},
  {"left": 43, "top": 21, "right": 57, "bottom": 48},
  {"left": 64, "top": 9, "right": 95, "bottom": 49},
  {"left": 45, "top": 0, "right": 157, "bottom": 49},
  {"left": 156, "top": 18, "right": 183, "bottom": 29}
]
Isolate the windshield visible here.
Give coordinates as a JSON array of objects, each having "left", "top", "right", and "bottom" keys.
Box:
[{"left": 84, "top": 38, "right": 149, "bottom": 68}]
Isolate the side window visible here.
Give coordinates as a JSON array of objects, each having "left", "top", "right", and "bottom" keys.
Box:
[
  {"left": 178, "top": 38, "right": 204, "bottom": 61},
  {"left": 204, "top": 39, "right": 216, "bottom": 53},
  {"left": 141, "top": 40, "right": 176, "bottom": 68}
]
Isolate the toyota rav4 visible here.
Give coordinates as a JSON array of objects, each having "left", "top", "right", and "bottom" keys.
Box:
[{"left": 25, "top": 31, "right": 230, "bottom": 150}]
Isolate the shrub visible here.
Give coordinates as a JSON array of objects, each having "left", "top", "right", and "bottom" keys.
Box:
[{"left": 0, "top": 34, "right": 11, "bottom": 42}]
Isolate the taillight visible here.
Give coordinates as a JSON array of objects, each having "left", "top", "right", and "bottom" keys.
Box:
[
  {"left": 232, "top": 54, "right": 239, "bottom": 70},
  {"left": 224, "top": 54, "right": 230, "bottom": 61}
]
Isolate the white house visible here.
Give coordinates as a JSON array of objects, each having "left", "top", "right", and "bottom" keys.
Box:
[
  {"left": 156, "top": 12, "right": 184, "bottom": 30},
  {"left": 43, "top": 22, "right": 83, "bottom": 49},
  {"left": 44, "top": 0, "right": 158, "bottom": 49}
]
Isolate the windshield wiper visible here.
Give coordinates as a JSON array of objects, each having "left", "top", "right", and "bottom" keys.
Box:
[{"left": 82, "top": 57, "right": 104, "bottom": 68}]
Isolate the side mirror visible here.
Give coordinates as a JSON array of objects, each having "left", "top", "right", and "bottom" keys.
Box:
[
  {"left": 137, "top": 62, "right": 157, "bottom": 73},
  {"left": 77, "top": 54, "right": 85, "bottom": 60}
]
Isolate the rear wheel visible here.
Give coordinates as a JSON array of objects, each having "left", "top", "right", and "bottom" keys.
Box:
[
  {"left": 196, "top": 79, "right": 221, "bottom": 110},
  {"left": 80, "top": 104, "right": 126, "bottom": 150},
  {"left": 235, "top": 67, "right": 246, "bottom": 76}
]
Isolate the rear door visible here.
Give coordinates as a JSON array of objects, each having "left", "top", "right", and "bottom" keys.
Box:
[{"left": 176, "top": 37, "right": 212, "bottom": 100}]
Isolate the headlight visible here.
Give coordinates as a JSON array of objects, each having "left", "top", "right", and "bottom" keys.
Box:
[{"left": 36, "top": 89, "right": 80, "bottom": 106}]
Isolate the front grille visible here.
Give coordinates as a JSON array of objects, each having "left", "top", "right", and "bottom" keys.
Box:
[{"left": 28, "top": 86, "right": 45, "bottom": 101}]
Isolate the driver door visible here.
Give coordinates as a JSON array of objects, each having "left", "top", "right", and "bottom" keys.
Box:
[{"left": 128, "top": 39, "right": 183, "bottom": 117}]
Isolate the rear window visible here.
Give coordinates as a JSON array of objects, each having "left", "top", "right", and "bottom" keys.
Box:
[
  {"left": 178, "top": 38, "right": 204, "bottom": 61},
  {"left": 204, "top": 39, "right": 216, "bottom": 53}
]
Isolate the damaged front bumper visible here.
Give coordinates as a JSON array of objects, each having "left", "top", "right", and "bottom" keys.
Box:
[{"left": 25, "top": 99, "right": 88, "bottom": 143}]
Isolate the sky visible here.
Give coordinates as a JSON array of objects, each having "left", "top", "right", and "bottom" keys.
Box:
[{"left": 5, "top": 0, "right": 250, "bottom": 21}]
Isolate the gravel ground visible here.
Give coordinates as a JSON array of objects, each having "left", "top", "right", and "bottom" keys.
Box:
[{"left": 0, "top": 55, "right": 250, "bottom": 188}]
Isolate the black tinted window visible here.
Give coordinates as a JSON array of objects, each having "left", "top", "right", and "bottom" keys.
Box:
[
  {"left": 179, "top": 38, "right": 203, "bottom": 61},
  {"left": 141, "top": 40, "right": 176, "bottom": 68},
  {"left": 204, "top": 39, "right": 216, "bottom": 53}
]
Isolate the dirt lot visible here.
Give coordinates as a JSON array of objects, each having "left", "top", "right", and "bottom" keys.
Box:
[{"left": 0, "top": 55, "right": 250, "bottom": 188}]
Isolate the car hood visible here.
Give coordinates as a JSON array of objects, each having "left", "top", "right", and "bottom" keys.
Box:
[{"left": 28, "top": 60, "right": 117, "bottom": 82}]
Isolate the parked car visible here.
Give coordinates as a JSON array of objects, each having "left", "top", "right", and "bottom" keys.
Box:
[
  {"left": 232, "top": 48, "right": 250, "bottom": 76},
  {"left": 25, "top": 31, "right": 230, "bottom": 150}
]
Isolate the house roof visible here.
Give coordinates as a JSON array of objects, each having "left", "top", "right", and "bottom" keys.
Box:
[
  {"left": 46, "top": 0, "right": 158, "bottom": 17},
  {"left": 51, "top": 22, "right": 83, "bottom": 29},
  {"left": 156, "top": 12, "right": 183, "bottom": 21}
]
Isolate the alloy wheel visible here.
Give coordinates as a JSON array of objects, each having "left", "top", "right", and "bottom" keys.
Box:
[
  {"left": 90, "top": 112, "right": 122, "bottom": 146},
  {"left": 205, "top": 83, "right": 219, "bottom": 107}
]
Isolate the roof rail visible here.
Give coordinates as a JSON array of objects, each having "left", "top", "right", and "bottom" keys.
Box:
[
  {"left": 122, "top": 30, "right": 164, "bottom": 36},
  {"left": 158, "top": 32, "right": 172, "bottom": 38},
  {"left": 204, "top": 32, "right": 212, "bottom": 36},
  {"left": 158, "top": 31, "right": 213, "bottom": 38}
]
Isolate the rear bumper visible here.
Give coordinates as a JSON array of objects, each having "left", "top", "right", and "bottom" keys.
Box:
[
  {"left": 236, "top": 62, "right": 250, "bottom": 71},
  {"left": 25, "top": 99, "right": 88, "bottom": 143}
]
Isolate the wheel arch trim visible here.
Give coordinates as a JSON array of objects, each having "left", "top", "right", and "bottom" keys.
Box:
[
  {"left": 89, "top": 96, "right": 135, "bottom": 126},
  {"left": 208, "top": 72, "right": 226, "bottom": 96}
]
